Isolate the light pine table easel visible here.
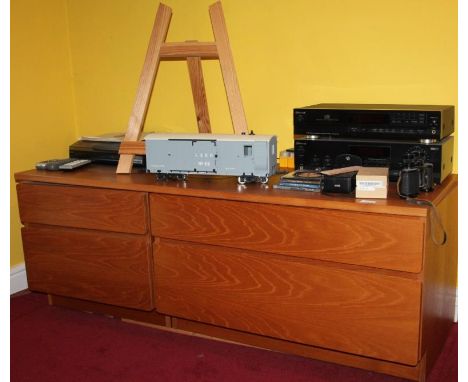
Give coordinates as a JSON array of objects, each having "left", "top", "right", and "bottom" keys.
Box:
[{"left": 117, "top": 1, "right": 248, "bottom": 174}]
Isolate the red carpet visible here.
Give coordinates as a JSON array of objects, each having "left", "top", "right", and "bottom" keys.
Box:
[{"left": 11, "top": 292, "right": 457, "bottom": 382}]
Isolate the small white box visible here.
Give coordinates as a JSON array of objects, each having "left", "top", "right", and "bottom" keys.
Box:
[{"left": 356, "top": 167, "right": 389, "bottom": 199}]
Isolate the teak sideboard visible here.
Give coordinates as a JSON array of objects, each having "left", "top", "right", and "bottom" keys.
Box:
[{"left": 15, "top": 166, "right": 458, "bottom": 381}]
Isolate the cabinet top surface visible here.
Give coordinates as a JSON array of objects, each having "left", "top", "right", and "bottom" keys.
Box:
[{"left": 15, "top": 166, "right": 457, "bottom": 217}]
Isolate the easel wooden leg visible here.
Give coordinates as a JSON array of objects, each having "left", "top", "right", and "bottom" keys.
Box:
[
  {"left": 209, "top": 2, "right": 248, "bottom": 135},
  {"left": 117, "top": 3, "right": 172, "bottom": 174},
  {"left": 187, "top": 55, "right": 211, "bottom": 133}
]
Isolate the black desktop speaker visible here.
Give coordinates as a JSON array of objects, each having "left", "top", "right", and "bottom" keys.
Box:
[{"left": 322, "top": 171, "right": 357, "bottom": 194}]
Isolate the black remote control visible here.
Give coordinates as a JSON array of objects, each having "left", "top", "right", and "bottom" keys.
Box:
[{"left": 59, "top": 159, "right": 92, "bottom": 170}]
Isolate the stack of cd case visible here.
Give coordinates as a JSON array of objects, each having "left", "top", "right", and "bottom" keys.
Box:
[{"left": 273, "top": 170, "right": 322, "bottom": 192}]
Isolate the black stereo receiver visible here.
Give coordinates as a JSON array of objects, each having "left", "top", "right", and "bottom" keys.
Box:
[
  {"left": 294, "top": 135, "right": 453, "bottom": 184},
  {"left": 294, "top": 104, "right": 454, "bottom": 141}
]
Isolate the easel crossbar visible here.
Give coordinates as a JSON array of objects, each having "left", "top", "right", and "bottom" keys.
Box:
[{"left": 160, "top": 42, "right": 218, "bottom": 59}]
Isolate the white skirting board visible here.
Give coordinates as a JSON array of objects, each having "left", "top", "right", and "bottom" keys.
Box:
[
  {"left": 10, "top": 263, "right": 28, "bottom": 295},
  {"left": 454, "top": 289, "right": 458, "bottom": 323}
]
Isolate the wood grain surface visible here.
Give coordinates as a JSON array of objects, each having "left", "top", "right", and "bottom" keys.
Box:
[
  {"left": 160, "top": 42, "right": 218, "bottom": 59},
  {"left": 209, "top": 1, "right": 248, "bottom": 134},
  {"left": 154, "top": 239, "right": 422, "bottom": 365},
  {"left": 17, "top": 183, "right": 148, "bottom": 234},
  {"left": 22, "top": 226, "right": 153, "bottom": 310},
  {"left": 13, "top": 167, "right": 458, "bottom": 381},
  {"left": 420, "top": 184, "right": 458, "bottom": 379},
  {"left": 173, "top": 318, "right": 424, "bottom": 381},
  {"left": 49, "top": 294, "right": 166, "bottom": 326},
  {"left": 187, "top": 55, "right": 211, "bottom": 133},
  {"left": 117, "top": 3, "right": 172, "bottom": 173},
  {"left": 150, "top": 194, "right": 425, "bottom": 272},
  {"left": 119, "top": 141, "right": 146, "bottom": 155},
  {"left": 16, "top": 166, "right": 458, "bottom": 217}
]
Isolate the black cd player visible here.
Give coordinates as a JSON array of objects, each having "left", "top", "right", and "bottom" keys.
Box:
[
  {"left": 294, "top": 135, "right": 453, "bottom": 183},
  {"left": 293, "top": 104, "right": 454, "bottom": 141}
]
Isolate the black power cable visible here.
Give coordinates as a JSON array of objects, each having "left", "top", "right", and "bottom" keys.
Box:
[{"left": 397, "top": 177, "right": 447, "bottom": 246}]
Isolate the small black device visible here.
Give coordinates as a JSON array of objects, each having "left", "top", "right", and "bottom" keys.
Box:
[
  {"left": 398, "top": 168, "right": 420, "bottom": 198},
  {"left": 36, "top": 158, "right": 75, "bottom": 170},
  {"left": 36, "top": 158, "right": 92, "bottom": 171},
  {"left": 421, "top": 163, "right": 435, "bottom": 192},
  {"left": 322, "top": 171, "right": 357, "bottom": 194},
  {"left": 294, "top": 104, "right": 454, "bottom": 141},
  {"left": 397, "top": 154, "right": 435, "bottom": 198},
  {"left": 294, "top": 135, "right": 453, "bottom": 183}
]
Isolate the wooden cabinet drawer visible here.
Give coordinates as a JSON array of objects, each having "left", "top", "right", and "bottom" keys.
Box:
[
  {"left": 154, "top": 239, "right": 421, "bottom": 365},
  {"left": 17, "top": 183, "right": 148, "bottom": 234},
  {"left": 22, "top": 226, "right": 153, "bottom": 310},
  {"left": 150, "top": 194, "right": 424, "bottom": 272}
]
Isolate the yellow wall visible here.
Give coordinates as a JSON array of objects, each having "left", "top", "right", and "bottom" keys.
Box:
[
  {"left": 11, "top": 0, "right": 457, "bottom": 266},
  {"left": 66, "top": 0, "right": 457, "bottom": 169},
  {"left": 11, "top": 0, "right": 77, "bottom": 266}
]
